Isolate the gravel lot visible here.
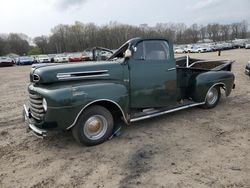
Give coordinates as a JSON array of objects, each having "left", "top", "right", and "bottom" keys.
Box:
[{"left": 0, "top": 49, "right": 250, "bottom": 188}]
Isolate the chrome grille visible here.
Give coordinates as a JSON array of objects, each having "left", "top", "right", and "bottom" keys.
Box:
[{"left": 29, "top": 92, "right": 45, "bottom": 120}]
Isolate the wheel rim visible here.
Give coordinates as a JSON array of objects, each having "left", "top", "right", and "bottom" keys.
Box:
[
  {"left": 206, "top": 87, "right": 218, "bottom": 105},
  {"left": 83, "top": 115, "right": 108, "bottom": 140}
]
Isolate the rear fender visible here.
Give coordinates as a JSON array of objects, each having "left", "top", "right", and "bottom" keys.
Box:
[{"left": 191, "top": 71, "right": 235, "bottom": 102}]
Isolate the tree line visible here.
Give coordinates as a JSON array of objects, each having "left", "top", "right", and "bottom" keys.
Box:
[
  {"left": 0, "top": 33, "right": 30, "bottom": 56},
  {"left": 0, "top": 21, "right": 249, "bottom": 56}
]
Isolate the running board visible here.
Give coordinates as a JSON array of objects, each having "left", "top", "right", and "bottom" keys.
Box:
[{"left": 130, "top": 102, "right": 205, "bottom": 122}]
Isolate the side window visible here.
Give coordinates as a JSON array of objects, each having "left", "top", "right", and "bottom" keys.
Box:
[
  {"left": 144, "top": 41, "right": 169, "bottom": 61},
  {"left": 133, "top": 42, "right": 144, "bottom": 60}
]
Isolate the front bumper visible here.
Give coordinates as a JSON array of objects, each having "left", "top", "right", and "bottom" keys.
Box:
[{"left": 23, "top": 104, "right": 47, "bottom": 138}]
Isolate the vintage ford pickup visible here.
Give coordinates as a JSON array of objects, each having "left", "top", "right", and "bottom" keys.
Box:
[{"left": 23, "top": 38, "right": 235, "bottom": 146}]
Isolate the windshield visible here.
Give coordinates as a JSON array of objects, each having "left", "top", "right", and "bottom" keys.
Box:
[{"left": 108, "top": 43, "right": 129, "bottom": 60}]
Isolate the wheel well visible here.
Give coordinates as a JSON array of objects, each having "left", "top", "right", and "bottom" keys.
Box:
[
  {"left": 217, "top": 83, "right": 226, "bottom": 94},
  {"left": 203, "top": 83, "right": 224, "bottom": 102},
  {"left": 66, "top": 100, "right": 127, "bottom": 130},
  {"left": 208, "top": 83, "right": 226, "bottom": 96},
  {"left": 87, "top": 101, "right": 125, "bottom": 124}
]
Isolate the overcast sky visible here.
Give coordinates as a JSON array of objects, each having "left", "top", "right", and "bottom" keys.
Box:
[{"left": 0, "top": 0, "right": 249, "bottom": 37}]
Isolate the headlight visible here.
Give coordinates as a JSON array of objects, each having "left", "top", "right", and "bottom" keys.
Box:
[{"left": 42, "top": 98, "right": 47, "bottom": 112}]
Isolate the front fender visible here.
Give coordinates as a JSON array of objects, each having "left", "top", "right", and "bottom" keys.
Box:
[
  {"left": 29, "top": 82, "right": 129, "bottom": 130},
  {"left": 76, "top": 82, "right": 129, "bottom": 112},
  {"left": 64, "top": 82, "right": 129, "bottom": 129},
  {"left": 191, "top": 71, "right": 235, "bottom": 102}
]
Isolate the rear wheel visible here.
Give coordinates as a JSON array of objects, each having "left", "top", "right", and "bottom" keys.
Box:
[
  {"left": 72, "top": 105, "right": 114, "bottom": 146},
  {"left": 202, "top": 86, "right": 221, "bottom": 109}
]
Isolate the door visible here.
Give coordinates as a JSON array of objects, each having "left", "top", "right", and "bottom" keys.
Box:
[{"left": 129, "top": 40, "right": 177, "bottom": 108}]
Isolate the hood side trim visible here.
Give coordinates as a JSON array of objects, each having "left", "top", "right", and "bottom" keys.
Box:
[{"left": 57, "top": 70, "right": 109, "bottom": 80}]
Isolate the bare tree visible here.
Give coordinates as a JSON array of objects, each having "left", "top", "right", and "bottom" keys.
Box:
[
  {"left": 220, "top": 24, "right": 231, "bottom": 41},
  {"left": 210, "top": 24, "right": 221, "bottom": 41},
  {"left": 0, "top": 37, "right": 7, "bottom": 56},
  {"left": 239, "top": 20, "right": 248, "bottom": 38},
  {"left": 6, "top": 33, "right": 30, "bottom": 55},
  {"left": 175, "top": 23, "right": 186, "bottom": 44},
  {"left": 231, "top": 23, "right": 241, "bottom": 39},
  {"left": 34, "top": 36, "right": 49, "bottom": 54},
  {"left": 198, "top": 25, "right": 207, "bottom": 41}
]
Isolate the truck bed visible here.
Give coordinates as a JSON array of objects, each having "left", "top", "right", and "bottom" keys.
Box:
[
  {"left": 175, "top": 56, "right": 233, "bottom": 71},
  {"left": 175, "top": 56, "right": 234, "bottom": 100}
]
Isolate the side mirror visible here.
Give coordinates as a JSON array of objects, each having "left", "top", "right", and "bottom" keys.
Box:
[{"left": 124, "top": 49, "right": 132, "bottom": 59}]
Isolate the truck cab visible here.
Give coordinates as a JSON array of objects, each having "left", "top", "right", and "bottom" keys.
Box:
[{"left": 122, "top": 39, "right": 177, "bottom": 108}]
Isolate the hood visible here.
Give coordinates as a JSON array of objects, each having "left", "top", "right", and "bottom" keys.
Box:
[{"left": 30, "top": 61, "right": 124, "bottom": 84}]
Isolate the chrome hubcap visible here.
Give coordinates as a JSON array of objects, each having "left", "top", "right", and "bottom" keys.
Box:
[
  {"left": 206, "top": 87, "right": 218, "bottom": 105},
  {"left": 84, "top": 115, "right": 108, "bottom": 140}
]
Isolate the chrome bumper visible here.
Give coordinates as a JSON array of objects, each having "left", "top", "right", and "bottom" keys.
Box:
[{"left": 23, "top": 104, "right": 47, "bottom": 138}]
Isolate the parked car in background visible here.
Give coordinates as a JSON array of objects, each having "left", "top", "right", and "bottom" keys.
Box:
[
  {"left": 206, "top": 43, "right": 217, "bottom": 51},
  {"left": 48, "top": 54, "right": 56, "bottom": 63},
  {"left": 245, "top": 60, "right": 250, "bottom": 76},
  {"left": 174, "top": 47, "right": 185, "bottom": 53},
  {"left": 0, "top": 56, "right": 14, "bottom": 67},
  {"left": 54, "top": 54, "right": 69, "bottom": 63},
  {"left": 184, "top": 45, "right": 194, "bottom": 53},
  {"left": 245, "top": 44, "right": 250, "bottom": 49},
  {"left": 191, "top": 46, "right": 207, "bottom": 53},
  {"left": 30, "top": 55, "right": 38, "bottom": 64},
  {"left": 68, "top": 53, "right": 83, "bottom": 62},
  {"left": 203, "top": 45, "right": 213, "bottom": 52},
  {"left": 223, "top": 42, "right": 233, "bottom": 50},
  {"left": 7, "top": 53, "right": 19, "bottom": 63},
  {"left": 232, "top": 39, "right": 246, "bottom": 48},
  {"left": 84, "top": 47, "right": 113, "bottom": 61},
  {"left": 16, "top": 56, "right": 34, "bottom": 65},
  {"left": 81, "top": 53, "right": 92, "bottom": 61},
  {"left": 36, "top": 55, "right": 51, "bottom": 63}
]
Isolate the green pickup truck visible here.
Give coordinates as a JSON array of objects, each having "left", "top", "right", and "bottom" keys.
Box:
[{"left": 23, "top": 38, "right": 235, "bottom": 146}]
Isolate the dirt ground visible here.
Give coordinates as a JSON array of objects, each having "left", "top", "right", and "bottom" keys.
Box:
[{"left": 0, "top": 49, "right": 250, "bottom": 188}]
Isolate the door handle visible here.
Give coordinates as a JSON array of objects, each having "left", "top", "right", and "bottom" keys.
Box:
[{"left": 167, "top": 68, "right": 176, "bottom": 71}]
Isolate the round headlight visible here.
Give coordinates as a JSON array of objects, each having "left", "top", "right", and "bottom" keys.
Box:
[{"left": 42, "top": 98, "right": 47, "bottom": 112}]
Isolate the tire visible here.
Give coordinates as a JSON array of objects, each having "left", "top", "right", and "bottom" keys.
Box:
[
  {"left": 202, "top": 86, "right": 221, "bottom": 109},
  {"left": 72, "top": 105, "right": 114, "bottom": 146}
]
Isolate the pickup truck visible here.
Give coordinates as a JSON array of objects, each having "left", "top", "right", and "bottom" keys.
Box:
[{"left": 23, "top": 38, "right": 235, "bottom": 146}]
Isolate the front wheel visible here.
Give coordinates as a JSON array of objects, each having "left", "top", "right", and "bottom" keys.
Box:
[
  {"left": 72, "top": 105, "right": 114, "bottom": 146},
  {"left": 202, "top": 86, "right": 221, "bottom": 109}
]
